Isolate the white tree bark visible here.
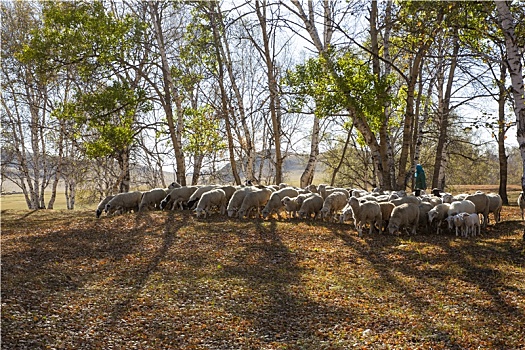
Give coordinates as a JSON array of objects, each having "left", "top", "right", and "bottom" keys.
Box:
[{"left": 495, "top": 1, "right": 525, "bottom": 192}]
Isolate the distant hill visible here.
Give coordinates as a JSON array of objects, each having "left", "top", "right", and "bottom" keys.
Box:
[{"left": 215, "top": 151, "right": 326, "bottom": 186}]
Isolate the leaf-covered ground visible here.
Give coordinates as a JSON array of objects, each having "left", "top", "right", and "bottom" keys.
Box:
[{"left": 2, "top": 207, "right": 525, "bottom": 349}]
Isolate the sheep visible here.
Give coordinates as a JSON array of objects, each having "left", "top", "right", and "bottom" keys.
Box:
[
  {"left": 446, "top": 214, "right": 466, "bottom": 237},
  {"left": 340, "top": 204, "right": 354, "bottom": 224},
  {"left": 418, "top": 202, "right": 434, "bottom": 234},
  {"left": 427, "top": 203, "right": 451, "bottom": 234},
  {"left": 421, "top": 195, "right": 442, "bottom": 207},
  {"left": 447, "top": 200, "right": 476, "bottom": 217},
  {"left": 95, "top": 195, "right": 114, "bottom": 218},
  {"left": 160, "top": 186, "right": 198, "bottom": 210},
  {"left": 194, "top": 189, "right": 227, "bottom": 218},
  {"left": 219, "top": 185, "right": 238, "bottom": 204},
  {"left": 281, "top": 193, "right": 314, "bottom": 219},
  {"left": 186, "top": 185, "right": 221, "bottom": 209},
  {"left": 304, "top": 184, "right": 318, "bottom": 193},
  {"left": 298, "top": 193, "right": 324, "bottom": 220},
  {"left": 320, "top": 191, "right": 348, "bottom": 222},
  {"left": 387, "top": 203, "right": 420, "bottom": 235},
  {"left": 486, "top": 193, "right": 503, "bottom": 224},
  {"left": 379, "top": 202, "right": 395, "bottom": 232},
  {"left": 518, "top": 192, "right": 525, "bottom": 220},
  {"left": 390, "top": 196, "right": 421, "bottom": 206},
  {"left": 463, "top": 212, "right": 481, "bottom": 237},
  {"left": 441, "top": 193, "right": 454, "bottom": 204},
  {"left": 104, "top": 191, "right": 143, "bottom": 216},
  {"left": 318, "top": 184, "right": 350, "bottom": 200},
  {"left": 227, "top": 186, "right": 257, "bottom": 218},
  {"left": 168, "top": 182, "right": 181, "bottom": 190},
  {"left": 262, "top": 187, "right": 300, "bottom": 219},
  {"left": 348, "top": 197, "right": 382, "bottom": 236},
  {"left": 464, "top": 193, "right": 490, "bottom": 228},
  {"left": 237, "top": 188, "right": 273, "bottom": 218},
  {"left": 139, "top": 188, "right": 167, "bottom": 212}
]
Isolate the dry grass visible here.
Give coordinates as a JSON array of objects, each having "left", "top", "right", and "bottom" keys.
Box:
[{"left": 2, "top": 207, "right": 525, "bottom": 349}]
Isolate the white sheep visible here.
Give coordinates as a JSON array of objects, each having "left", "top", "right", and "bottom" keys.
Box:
[
  {"left": 227, "top": 186, "right": 257, "bottom": 218},
  {"left": 318, "top": 184, "right": 350, "bottom": 200},
  {"left": 298, "top": 193, "right": 324, "bottom": 220},
  {"left": 348, "top": 197, "right": 382, "bottom": 236},
  {"left": 320, "top": 191, "right": 348, "bottom": 222},
  {"left": 281, "top": 193, "right": 314, "bottom": 219},
  {"left": 186, "top": 185, "right": 221, "bottom": 209},
  {"left": 160, "top": 186, "right": 198, "bottom": 210},
  {"left": 168, "top": 182, "right": 181, "bottom": 190},
  {"left": 96, "top": 195, "right": 114, "bottom": 218},
  {"left": 340, "top": 203, "right": 354, "bottom": 224},
  {"left": 387, "top": 203, "right": 419, "bottom": 235},
  {"left": 446, "top": 214, "right": 466, "bottom": 237},
  {"left": 390, "top": 196, "right": 421, "bottom": 206},
  {"left": 139, "top": 188, "right": 167, "bottom": 212},
  {"left": 418, "top": 202, "right": 434, "bottom": 234},
  {"left": 220, "top": 185, "right": 238, "bottom": 203},
  {"left": 486, "top": 193, "right": 503, "bottom": 224},
  {"left": 464, "top": 192, "right": 490, "bottom": 228},
  {"left": 378, "top": 202, "right": 395, "bottom": 232},
  {"left": 447, "top": 200, "right": 476, "bottom": 217},
  {"left": 427, "top": 203, "right": 451, "bottom": 234},
  {"left": 463, "top": 212, "right": 481, "bottom": 237},
  {"left": 262, "top": 187, "right": 299, "bottom": 219},
  {"left": 238, "top": 188, "right": 273, "bottom": 218},
  {"left": 194, "top": 189, "right": 227, "bottom": 218},
  {"left": 518, "top": 192, "right": 525, "bottom": 220},
  {"left": 104, "top": 191, "right": 143, "bottom": 216}
]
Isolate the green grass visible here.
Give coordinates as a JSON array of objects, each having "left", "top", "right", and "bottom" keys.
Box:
[
  {"left": 2, "top": 207, "right": 524, "bottom": 349},
  {"left": 1, "top": 192, "right": 96, "bottom": 211}
]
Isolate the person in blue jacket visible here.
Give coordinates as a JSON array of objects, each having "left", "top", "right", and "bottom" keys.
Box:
[{"left": 414, "top": 164, "right": 427, "bottom": 195}]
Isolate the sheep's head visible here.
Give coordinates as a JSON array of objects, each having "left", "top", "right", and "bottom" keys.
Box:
[
  {"left": 96, "top": 209, "right": 103, "bottom": 218},
  {"left": 261, "top": 209, "right": 270, "bottom": 219},
  {"left": 388, "top": 222, "right": 400, "bottom": 235},
  {"left": 428, "top": 209, "right": 437, "bottom": 223},
  {"left": 159, "top": 195, "right": 171, "bottom": 210},
  {"left": 227, "top": 208, "right": 236, "bottom": 218},
  {"left": 194, "top": 208, "right": 204, "bottom": 218}
]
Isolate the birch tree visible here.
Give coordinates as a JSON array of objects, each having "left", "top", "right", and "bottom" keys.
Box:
[{"left": 495, "top": 1, "right": 525, "bottom": 194}]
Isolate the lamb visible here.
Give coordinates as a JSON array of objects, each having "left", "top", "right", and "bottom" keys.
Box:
[
  {"left": 298, "top": 193, "right": 324, "bottom": 220},
  {"left": 464, "top": 193, "right": 490, "bottom": 228},
  {"left": 262, "top": 187, "right": 300, "bottom": 219},
  {"left": 186, "top": 185, "right": 221, "bottom": 209},
  {"left": 237, "top": 188, "right": 274, "bottom": 218},
  {"left": 104, "top": 191, "right": 143, "bottom": 216},
  {"left": 227, "top": 186, "right": 257, "bottom": 218},
  {"left": 139, "top": 188, "right": 167, "bottom": 212},
  {"left": 320, "top": 191, "right": 348, "bottom": 222},
  {"left": 486, "top": 193, "right": 503, "bottom": 224},
  {"left": 340, "top": 204, "right": 354, "bottom": 224},
  {"left": 194, "top": 189, "right": 227, "bottom": 218},
  {"left": 518, "top": 192, "right": 525, "bottom": 220},
  {"left": 95, "top": 195, "right": 114, "bottom": 218},
  {"left": 446, "top": 214, "right": 466, "bottom": 237},
  {"left": 427, "top": 203, "right": 451, "bottom": 234},
  {"left": 281, "top": 193, "right": 314, "bottom": 219},
  {"left": 160, "top": 186, "right": 198, "bottom": 210},
  {"left": 387, "top": 203, "right": 420, "bottom": 235},
  {"left": 348, "top": 197, "right": 382, "bottom": 236},
  {"left": 463, "top": 212, "right": 481, "bottom": 237}
]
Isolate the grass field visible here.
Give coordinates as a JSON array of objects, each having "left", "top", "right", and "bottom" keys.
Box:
[{"left": 2, "top": 205, "right": 524, "bottom": 349}]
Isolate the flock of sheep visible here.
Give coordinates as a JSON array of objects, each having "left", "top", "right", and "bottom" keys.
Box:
[{"left": 95, "top": 181, "right": 509, "bottom": 238}]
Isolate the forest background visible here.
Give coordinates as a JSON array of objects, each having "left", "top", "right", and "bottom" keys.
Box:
[{"left": 2, "top": 0, "right": 525, "bottom": 210}]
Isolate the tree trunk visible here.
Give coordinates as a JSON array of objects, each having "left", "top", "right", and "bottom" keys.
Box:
[
  {"left": 497, "top": 62, "right": 509, "bottom": 205},
  {"left": 192, "top": 154, "right": 204, "bottom": 186},
  {"left": 148, "top": 2, "right": 186, "bottom": 185},
  {"left": 300, "top": 114, "right": 320, "bottom": 188},
  {"left": 495, "top": 1, "right": 524, "bottom": 195},
  {"left": 208, "top": 2, "right": 242, "bottom": 185},
  {"left": 330, "top": 126, "right": 352, "bottom": 186},
  {"left": 255, "top": 0, "right": 283, "bottom": 184},
  {"left": 432, "top": 31, "right": 459, "bottom": 190}
]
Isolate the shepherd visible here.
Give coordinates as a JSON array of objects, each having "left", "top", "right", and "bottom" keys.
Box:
[{"left": 414, "top": 164, "right": 427, "bottom": 196}]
